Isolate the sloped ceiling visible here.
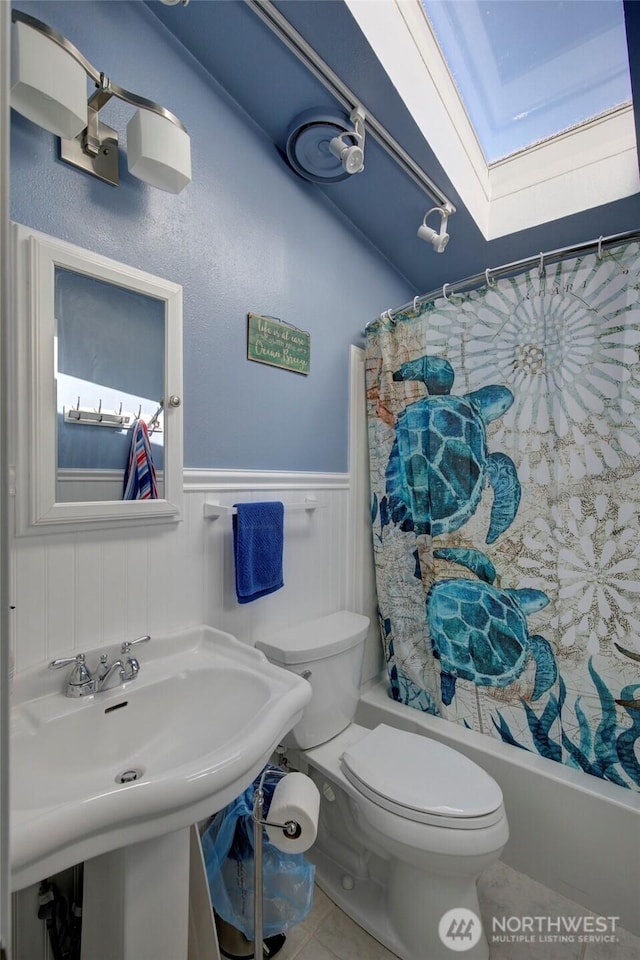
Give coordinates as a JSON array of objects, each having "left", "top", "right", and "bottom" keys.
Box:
[{"left": 148, "top": 0, "right": 640, "bottom": 294}]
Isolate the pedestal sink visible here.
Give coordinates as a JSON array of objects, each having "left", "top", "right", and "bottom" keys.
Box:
[{"left": 11, "top": 625, "right": 311, "bottom": 891}]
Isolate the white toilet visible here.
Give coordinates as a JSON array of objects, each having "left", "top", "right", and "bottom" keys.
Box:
[{"left": 256, "top": 611, "right": 509, "bottom": 960}]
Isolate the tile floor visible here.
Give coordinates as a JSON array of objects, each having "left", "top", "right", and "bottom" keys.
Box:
[{"left": 277, "top": 862, "right": 639, "bottom": 960}]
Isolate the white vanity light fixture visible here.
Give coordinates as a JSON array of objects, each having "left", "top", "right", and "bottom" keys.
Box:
[
  {"left": 10, "top": 18, "right": 87, "bottom": 140},
  {"left": 10, "top": 9, "right": 191, "bottom": 193},
  {"left": 127, "top": 109, "right": 191, "bottom": 195},
  {"left": 328, "top": 105, "right": 366, "bottom": 175},
  {"left": 417, "top": 205, "right": 452, "bottom": 254}
]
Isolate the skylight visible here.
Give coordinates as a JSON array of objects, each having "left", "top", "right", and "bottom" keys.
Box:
[
  {"left": 421, "top": 0, "right": 632, "bottom": 163},
  {"left": 346, "top": 0, "right": 639, "bottom": 238}
]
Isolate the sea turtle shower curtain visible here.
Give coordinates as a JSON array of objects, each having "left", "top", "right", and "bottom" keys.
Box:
[{"left": 365, "top": 241, "right": 640, "bottom": 792}]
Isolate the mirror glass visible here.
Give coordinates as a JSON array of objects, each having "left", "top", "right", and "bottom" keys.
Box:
[{"left": 55, "top": 268, "right": 165, "bottom": 502}]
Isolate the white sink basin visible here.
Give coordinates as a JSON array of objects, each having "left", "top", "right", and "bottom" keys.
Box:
[{"left": 11, "top": 626, "right": 311, "bottom": 890}]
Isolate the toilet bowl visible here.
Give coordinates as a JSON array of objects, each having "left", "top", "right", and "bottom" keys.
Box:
[{"left": 256, "top": 612, "right": 508, "bottom": 960}]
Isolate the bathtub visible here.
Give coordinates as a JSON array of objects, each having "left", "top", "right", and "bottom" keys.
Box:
[{"left": 355, "top": 678, "right": 640, "bottom": 936}]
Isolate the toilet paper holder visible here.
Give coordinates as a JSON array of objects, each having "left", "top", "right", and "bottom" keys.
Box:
[{"left": 252, "top": 768, "right": 302, "bottom": 959}]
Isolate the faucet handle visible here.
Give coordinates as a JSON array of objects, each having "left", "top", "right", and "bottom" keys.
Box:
[
  {"left": 49, "top": 653, "right": 93, "bottom": 685},
  {"left": 50, "top": 654, "right": 83, "bottom": 669},
  {"left": 121, "top": 635, "right": 151, "bottom": 655},
  {"left": 49, "top": 653, "right": 91, "bottom": 683}
]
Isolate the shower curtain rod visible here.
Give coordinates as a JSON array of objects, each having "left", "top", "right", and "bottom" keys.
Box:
[{"left": 367, "top": 227, "right": 640, "bottom": 331}]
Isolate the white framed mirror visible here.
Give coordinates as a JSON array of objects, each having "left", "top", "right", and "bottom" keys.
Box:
[{"left": 11, "top": 223, "right": 183, "bottom": 534}]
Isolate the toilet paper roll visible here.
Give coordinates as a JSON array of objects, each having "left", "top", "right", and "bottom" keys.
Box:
[{"left": 266, "top": 772, "right": 320, "bottom": 854}]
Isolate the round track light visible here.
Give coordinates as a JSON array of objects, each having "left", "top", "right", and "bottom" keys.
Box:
[{"left": 284, "top": 106, "right": 366, "bottom": 183}]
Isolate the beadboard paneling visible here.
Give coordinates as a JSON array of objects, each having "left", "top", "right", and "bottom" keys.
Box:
[
  {"left": 10, "top": 476, "right": 349, "bottom": 673},
  {"left": 203, "top": 487, "right": 349, "bottom": 648}
]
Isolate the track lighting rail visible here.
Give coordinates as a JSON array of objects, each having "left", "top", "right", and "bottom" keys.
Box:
[{"left": 246, "top": 0, "right": 455, "bottom": 215}]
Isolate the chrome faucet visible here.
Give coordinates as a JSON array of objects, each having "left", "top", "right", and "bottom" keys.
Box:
[
  {"left": 49, "top": 635, "right": 151, "bottom": 697},
  {"left": 96, "top": 658, "right": 126, "bottom": 692}
]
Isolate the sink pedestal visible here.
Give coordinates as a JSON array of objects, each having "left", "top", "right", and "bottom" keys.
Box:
[{"left": 81, "top": 827, "right": 191, "bottom": 960}]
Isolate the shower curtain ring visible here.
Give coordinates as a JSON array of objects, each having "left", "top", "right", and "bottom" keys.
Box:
[
  {"left": 442, "top": 283, "right": 453, "bottom": 302},
  {"left": 538, "top": 252, "right": 545, "bottom": 277},
  {"left": 413, "top": 295, "right": 420, "bottom": 313},
  {"left": 485, "top": 268, "right": 495, "bottom": 287},
  {"left": 597, "top": 236, "right": 604, "bottom": 260}
]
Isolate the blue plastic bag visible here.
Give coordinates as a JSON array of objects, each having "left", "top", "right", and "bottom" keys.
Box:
[{"left": 201, "top": 767, "right": 316, "bottom": 940}]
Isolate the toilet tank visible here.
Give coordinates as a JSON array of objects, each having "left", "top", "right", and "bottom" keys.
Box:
[{"left": 256, "top": 611, "right": 369, "bottom": 749}]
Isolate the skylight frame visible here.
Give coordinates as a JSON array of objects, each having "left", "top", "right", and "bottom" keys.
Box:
[{"left": 346, "top": 0, "right": 639, "bottom": 240}]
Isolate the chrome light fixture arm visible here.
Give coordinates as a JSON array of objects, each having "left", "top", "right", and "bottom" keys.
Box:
[
  {"left": 11, "top": 10, "right": 101, "bottom": 84},
  {"left": 11, "top": 9, "right": 191, "bottom": 190},
  {"left": 11, "top": 10, "right": 187, "bottom": 132},
  {"left": 89, "top": 75, "right": 188, "bottom": 134}
]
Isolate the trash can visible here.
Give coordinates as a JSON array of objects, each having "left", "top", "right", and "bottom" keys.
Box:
[
  {"left": 201, "top": 766, "right": 315, "bottom": 959},
  {"left": 214, "top": 913, "right": 287, "bottom": 960}
]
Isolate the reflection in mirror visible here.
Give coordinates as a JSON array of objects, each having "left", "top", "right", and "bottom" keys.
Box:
[{"left": 55, "top": 268, "right": 165, "bottom": 502}]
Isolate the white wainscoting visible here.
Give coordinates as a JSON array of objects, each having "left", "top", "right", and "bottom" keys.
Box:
[
  {"left": 189, "top": 469, "right": 350, "bottom": 651},
  {"left": 10, "top": 470, "right": 350, "bottom": 674},
  {"left": 56, "top": 469, "right": 165, "bottom": 503},
  {"left": 10, "top": 468, "right": 353, "bottom": 957}
]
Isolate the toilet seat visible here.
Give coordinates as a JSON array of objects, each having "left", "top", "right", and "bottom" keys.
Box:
[{"left": 341, "top": 724, "right": 505, "bottom": 829}]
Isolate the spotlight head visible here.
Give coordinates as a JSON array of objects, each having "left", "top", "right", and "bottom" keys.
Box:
[
  {"left": 329, "top": 135, "right": 364, "bottom": 175},
  {"left": 434, "top": 231, "right": 449, "bottom": 253},
  {"left": 417, "top": 208, "right": 450, "bottom": 254}
]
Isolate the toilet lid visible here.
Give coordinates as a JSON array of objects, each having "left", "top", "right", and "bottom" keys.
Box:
[{"left": 341, "top": 725, "right": 503, "bottom": 820}]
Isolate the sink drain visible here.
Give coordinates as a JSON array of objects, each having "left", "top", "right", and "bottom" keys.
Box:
[{"left": 115, "top": 767, "right": 144, "bottom": 784}]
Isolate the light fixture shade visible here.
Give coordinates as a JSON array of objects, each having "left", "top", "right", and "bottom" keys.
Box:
[
  {"left": 10, "top": 20, "right": 88, "bottom": 140},
  {"left": 127, "top": 110, "right": 191, "bottom": 195}
]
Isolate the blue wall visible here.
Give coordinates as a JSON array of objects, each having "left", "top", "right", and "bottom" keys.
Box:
[{"left": 10, "top": 0, "right": 412, "bottom": 473}]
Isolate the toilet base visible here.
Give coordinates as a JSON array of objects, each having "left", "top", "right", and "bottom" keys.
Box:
[
  {"left": 309, "top": 846, "right": 406, "bottom": 959},
  {"left": 310, "top": 846, "right": 489, "bottom": 960},
  {"left": 388, "top": 858, "right": 488, "bottom": 960}
]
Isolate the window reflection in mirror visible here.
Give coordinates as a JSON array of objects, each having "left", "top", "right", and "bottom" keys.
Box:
[{"left": 54, "top": 268, "right": 165, "bottom": 503}]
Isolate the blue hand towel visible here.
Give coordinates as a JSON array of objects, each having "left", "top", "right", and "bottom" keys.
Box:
[{"left": 232, "top": 501, "right": 284, "bottom": 604}]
